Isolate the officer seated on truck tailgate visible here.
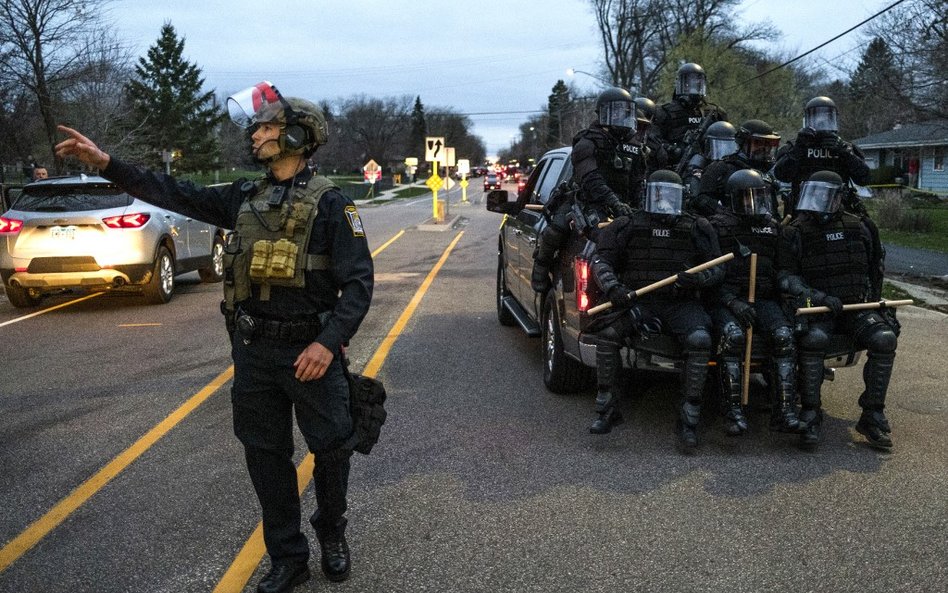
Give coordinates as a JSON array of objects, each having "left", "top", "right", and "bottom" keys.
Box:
[
  {"left": 588, "top": 171, "right": 724, "bottom": 450},
  {"left": 777, "top": 171, "right": 900, "bottom": 451}
]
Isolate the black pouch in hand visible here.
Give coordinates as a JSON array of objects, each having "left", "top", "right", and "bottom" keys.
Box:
[{"left": 342, "top": 359, "right": 388, "bottom": 455}]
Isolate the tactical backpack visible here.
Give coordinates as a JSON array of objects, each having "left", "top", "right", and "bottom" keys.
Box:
[{"left": 342, "top": 359, "right": 387, "bottom": 455}]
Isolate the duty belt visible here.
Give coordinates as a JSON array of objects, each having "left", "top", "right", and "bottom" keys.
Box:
[{"left": 235, "top": 312, "right": 322, "bottom": 342}]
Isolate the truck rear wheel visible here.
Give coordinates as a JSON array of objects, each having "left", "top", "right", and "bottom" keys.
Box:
[{"left": 542, "top": 291, "right": 591, "bottom": 393}]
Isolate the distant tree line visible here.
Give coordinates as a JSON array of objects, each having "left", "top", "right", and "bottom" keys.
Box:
[
  {"left": 500, "top": 0, "right": 945, "bottom": 164},
  {"left": 0, "top": 0, "right": 484, "bottom": 182}
]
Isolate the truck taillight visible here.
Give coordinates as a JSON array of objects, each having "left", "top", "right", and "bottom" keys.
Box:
[
  {"left": 574, "top": 257, "right": 590, "bottom": 313},
  {"left": 0, "top": 216, "right": 23, "bottom": 234},
  {"left": 103, "top": 213, "right": 150, "bottom": 228}
]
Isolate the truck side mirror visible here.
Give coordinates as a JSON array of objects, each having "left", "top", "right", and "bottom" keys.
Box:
[{"left": 485, "top": 189, "right": 518, "bottom": 214}]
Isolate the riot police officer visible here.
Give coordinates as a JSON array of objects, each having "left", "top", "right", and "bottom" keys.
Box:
[
  {"left": 55, "top": 81, "right": 374, "bottom": 592},
  {"left": 709, "top": 170, "right": 799, "bottom": 436},
  {"left": 774, "top": 96, "right": 871, "bottom": 215},
  {"left": 531, "top": 87, "right": 650, "bottom": 293},
  {"left": 777, "top": 171, "right": 899, "bottom": 450},
  {"left": 588, "top": 170, "right": 724, "bottom": 449},
  {"left": 681, "top": 120, "right": 738, "bottom": 204},
  {"left": 693, "top": 120, "right": 781, "bottom": 217},
  {"left": 651, "top": 63, "right": 728, "bottom": 172},
  {"left": 634, "top": 96, "right": 670, "bottom": 171}
]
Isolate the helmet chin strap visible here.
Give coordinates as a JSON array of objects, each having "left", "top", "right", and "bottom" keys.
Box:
[{"left": 252, "top": 137, "right": 284, "bottom": 164}]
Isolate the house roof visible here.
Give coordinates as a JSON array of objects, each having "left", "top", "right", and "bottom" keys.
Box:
[{"left": 853, "top": 120, "right": 948, "bottom": 149}]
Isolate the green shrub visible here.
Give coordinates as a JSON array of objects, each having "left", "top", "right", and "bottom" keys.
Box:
[
  {"left": 870, "top": 165, "right": 897, "bottom": 185},
  {"left": 876, "top": 194, "right": 934, "bottom": 231}
]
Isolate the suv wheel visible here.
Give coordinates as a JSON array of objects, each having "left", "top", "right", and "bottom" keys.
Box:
[
  {"left": 4, "top": 283, "right": 42, "bottom": 308},
  {"left": 198, "top": 235, "right": 225, "bottom": 283},
  {"left": 496, "top": 251, "right": 515, "bottom": 326},
  {"left": 143, "top": 246, "right": 175, "bottom": 304},
  {"left": 542, "top": 291, "right": 591, "bottom": 393}
]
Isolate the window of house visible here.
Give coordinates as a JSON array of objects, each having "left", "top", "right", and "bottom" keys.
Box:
[{"left": 935, "top": 149, "right": 945, "bottom": 172}]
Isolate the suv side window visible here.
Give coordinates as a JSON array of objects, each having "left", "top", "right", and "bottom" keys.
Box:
[{"left": 536, "top": 156, "right": 566, "bottom": 205}]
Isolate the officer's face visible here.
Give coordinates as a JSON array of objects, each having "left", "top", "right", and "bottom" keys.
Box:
[
  {"left": 33, "top": 167, "right": 48, "bottom": 180},
  {"left": 251, "top": 122, "right": 283, "bottom": 161}
]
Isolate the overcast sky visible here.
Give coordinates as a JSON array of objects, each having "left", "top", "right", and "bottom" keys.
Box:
[{"left": 106, "top": 0, "right": 891, "bottom": 157}]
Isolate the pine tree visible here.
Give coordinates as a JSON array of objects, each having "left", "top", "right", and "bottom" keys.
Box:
[
  {"left": 408, "top": 96, "right": 427, "bottom": 162},
  {"left": 847, "top": 37, "right": 909, "bottom": 137},
  {"left": 123, "top": 22, "right": 223, "bottom": 172},
  {"left": 547, "top": 80, "right": 571, "bottom": 147}
]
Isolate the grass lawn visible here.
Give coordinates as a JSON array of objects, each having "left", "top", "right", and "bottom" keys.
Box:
[{"left": 866, "top": 199, "right": 948, "bottom": 254}]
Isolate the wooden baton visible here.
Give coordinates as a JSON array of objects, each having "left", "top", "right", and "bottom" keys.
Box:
[
  {"left": 587, "top": 252, "right": 735, "bottom": 315},
  {"left": 741, "top": 253, "right": 757, "bottom": 406},
  {"left": 795, "top": 299, "right": 914, "bottom": 315}
]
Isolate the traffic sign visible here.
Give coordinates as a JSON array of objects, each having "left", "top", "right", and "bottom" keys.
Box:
[
  {"left": 457, "top": 159, "right": 470, "bottom": 175},
  {"left": 425, "top": 137, "right": 445, "bottom": 162},
  {"left": 445, "top": 147, "right": 456, "bottom": 167},
  {"left": 425, "top": 173, "right": 443, "bottom": 191}
]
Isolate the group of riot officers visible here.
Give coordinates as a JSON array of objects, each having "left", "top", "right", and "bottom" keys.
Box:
[{"left": 531, "top": 63, "right": 901, "bottom": 453}]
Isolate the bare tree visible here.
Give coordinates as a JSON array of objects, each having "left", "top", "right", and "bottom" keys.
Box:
[
  {"left": 589, "top": 0, "right": 776, "bottom": 98},
  {"left": 0, "top": 0, "right": 118, "bottom": 171}
]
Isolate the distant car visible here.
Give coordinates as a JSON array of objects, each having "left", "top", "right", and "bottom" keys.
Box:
[
  {"left": 0, "top": 174, "right": 226, "bottom": 308},
  {"left": 484, "top": 173, "right": 502, "bottom": 191}
]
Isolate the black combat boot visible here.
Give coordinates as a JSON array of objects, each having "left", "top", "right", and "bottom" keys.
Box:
[
  {"left": 676, "top": 353, "right": 709, "bottom": 452},
  {"left": 590, "top": 340, "right": 623, "bottom": 434},
  {"left": 719, "top": 359, "right": 749, "bottom": 436},
  {"left": 855, "top": 350, "right": 895, "bottom": 450},
  {"left": 317, "top": 523, "right": 350, "bottom": 582},
  {"left": 257, "top": 561, "right": 310, "bottom": 593},
  {"left": 797, "top": 351, "right": 825, "bottom": 450},
  {"left": 531, "top": 262, "right": 552, "bottom": 294},
  {"left": 769, "top": 356, "right": 800, "bottom": 433},
  {"left": 311, "top": 456, "right": 352, "bottom": 582}
]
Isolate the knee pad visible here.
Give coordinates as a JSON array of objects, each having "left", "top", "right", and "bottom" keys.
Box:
[
  {"left": 866, "top": 326, "right": 897, "bottom": 354},
  {"left": 684, "top": 327, "right": 712, "bottom": 352},
  {"left": 800, "top": 326, "right": 830, "bottom": 351},
  {"left": 716, "top": 321, "right": 744, "bottom": 356},
  {"left": 772, "top": 325, "right": 795, "bottom": 358},
  {"left": 597, "top": 324, "right": 623, "bottom": 348}
]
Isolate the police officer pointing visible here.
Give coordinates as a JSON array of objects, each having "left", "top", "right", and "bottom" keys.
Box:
[{"left": 55, "top": 81, "right": 373, "bottom": 593}]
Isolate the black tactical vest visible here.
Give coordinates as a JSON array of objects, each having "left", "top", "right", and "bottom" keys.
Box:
[
  {"left": 793, "top": 212, "right": 870, "bottom": 303},
  {"left": 620, "top": 210, "right": 697, "bottom": 290},
  {"left": 788, "top": 140, "right": 853, "bottom": 196},
  {"left": 575, "top": 127, "right": 648, "bottom": 206},
  {"left": 711, "top": 210, "right": 779, "bottom": 298},
  {"left": 658, "top": 100, "right": 705, "bottom": 145}
]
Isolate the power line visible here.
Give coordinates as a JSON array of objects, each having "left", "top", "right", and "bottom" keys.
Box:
[{"left": 725, "top": 0, "right": 910, "bottom": 90}]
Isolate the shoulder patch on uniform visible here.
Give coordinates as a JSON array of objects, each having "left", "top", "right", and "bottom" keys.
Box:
[{"left": 344, "top": 205, "right": 365, "bottom": 237}]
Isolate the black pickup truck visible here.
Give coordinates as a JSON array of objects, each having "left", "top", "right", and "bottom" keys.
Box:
[{"left": 486, "top": 146, "right": 862, "bottom": 395}]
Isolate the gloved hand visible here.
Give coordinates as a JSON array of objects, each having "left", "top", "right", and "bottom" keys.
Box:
[
  {"left": 608, "top": 198, "right": 634, "bottom": 218},
  {"left": 675, "top": 269, "right": 713, "bottom": 289},
  {"left": 816, "top": 293, "right": 844, "bottom": 315},
  {"left": 728, "top": 298, "right": 757, "bottom": 328},
  {"left": 608, "top": 285, "right": 636, "bottom": 310},
  {"left": 797, "top": 127, "right": 818, "bottom": 142}
]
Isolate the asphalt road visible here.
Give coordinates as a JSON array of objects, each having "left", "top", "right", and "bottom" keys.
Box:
[{"left": 1, "top": 180, "right": 946, "bottom": 593}]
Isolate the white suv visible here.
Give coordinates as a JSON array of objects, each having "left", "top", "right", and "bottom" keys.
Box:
[{"left": 0, "top": 174, "right": 225, "bottom": 307}]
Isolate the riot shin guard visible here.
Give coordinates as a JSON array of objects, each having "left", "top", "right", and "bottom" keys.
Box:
[
  {"left": 719, "top": 359, "right": 748, "bottom": 436},
  {"left": 590, "top": 338, "right": 623, "bottom": 434},
  {"left": 798, "top": 351, "right": 825, "bottom": 449},
  {"left": 769, "top": 356, "right": 800, "bottom": 433},
  {"left": 532, "top": 224, "right": 568, "bottom": 293}
]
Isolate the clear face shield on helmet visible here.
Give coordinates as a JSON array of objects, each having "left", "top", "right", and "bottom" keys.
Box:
[
  {"left": 226, "top": 81, "right": 287, "bottom": 129},
  {"left": 598, "top": 101, "right": 637, "bottom": 132},
  {"left": 746, "top": 137, "right": 780, "bottom": 163},
  {"left": 645, "top": 181, "right": 684, "bottom": 216},
  {"left": 796, "top": 180, "right": 843, "bottom": 214},
  {"left": 706, "top": 136, "right": 738, "bottom": 160},
  {"left": 805, "top": 106, "right": 838, "bottom": 133},
  {"left": 675, "top": 72, "right": 707, "bottom": 98},
  {"left": 731, "top": 186, "right": 774, "bottom": 218}
]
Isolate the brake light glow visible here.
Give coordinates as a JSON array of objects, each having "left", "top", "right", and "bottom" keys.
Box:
[
  {"left": 0, "top": 216, "right": 23, "bottom": 234},
  {"left": 575, "top": 257, "right": 590, "bottom": 313},
  {"left": 103, "top": 213, "right": 151, "bottom": 228}
]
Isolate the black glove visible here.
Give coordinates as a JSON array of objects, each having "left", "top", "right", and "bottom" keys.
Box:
[
  {"left": 728, "top": 298, "right": 757, "bottom": 328},
  {"left": 608, "top": 198, "right": 634, "bottom": 218},
  {"left": 817, "top": 293, "right": 844, "bottom": 316},
  {"left": 608, "top": 285, "right": 636, "bottom": 310},
  {"left": 797, "top": 127, "right": 818, "bottom": 142},
  {"left": 675, "top": 269, "right": 713, "bottom": 289}
]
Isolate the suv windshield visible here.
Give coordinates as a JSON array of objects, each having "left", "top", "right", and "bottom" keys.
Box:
[{"left": 14, "top": 187, "right": 133, "bottom": 212}]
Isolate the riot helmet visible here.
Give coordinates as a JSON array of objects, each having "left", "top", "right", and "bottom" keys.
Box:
[
  {"left": 644, "top": 170, "right": 684, "bottom": 216},
  {"left": 704, "top": 121, "right": 738, "bottom": 160},
  {"left": 674, "top": 63, "right": 707, "bottom": 105},
  {"left": 796, "top": 170, "right": 844, "bottom": 214},
  {"left": 227, "top": 81, "right": 329, "bottom": 162},
  {"left": 735, "top": 120, "right": 780, "bottom": 168},
  {"left": 596, "top": 87, "right": 637, "bottom": 138},
  {"left": 804, "top": 96, "right": 838, "bottom": 133},
  {"left": 725, "top": 169, "right": 773, "bottom": 218},
  {"left": 633, "top": 96, "right": 656, "bottom": 140}
]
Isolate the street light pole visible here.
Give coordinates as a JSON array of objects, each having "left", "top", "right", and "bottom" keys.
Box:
[{"left": 566, "top": 68, "right": 614, "bottom": 87}]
